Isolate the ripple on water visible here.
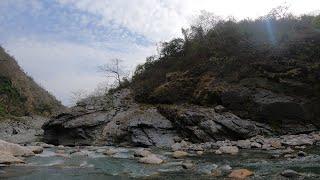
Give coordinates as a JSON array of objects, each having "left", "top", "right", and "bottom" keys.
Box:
[
  {"left": 80, "top": 161, "right": 94, "bottom": 168},
  {"left": 28, "top": 159, "right": 65, "bottom": 167}
]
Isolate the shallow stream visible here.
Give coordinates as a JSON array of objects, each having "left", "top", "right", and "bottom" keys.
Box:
[{"left": 1, "top": 146, "right": 320, "bottom": 179}]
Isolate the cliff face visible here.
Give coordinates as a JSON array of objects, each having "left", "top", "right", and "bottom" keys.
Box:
[{"left": 0, "top": 47, "right": 63, "bottom": 117}]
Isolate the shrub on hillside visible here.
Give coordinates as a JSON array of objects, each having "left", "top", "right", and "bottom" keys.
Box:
[{"left": 131, "top": 9, "right": 320, "bottom": 103}]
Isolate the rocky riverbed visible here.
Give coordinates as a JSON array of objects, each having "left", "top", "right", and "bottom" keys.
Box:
[
  {"left": 2, "top": 88, "right": 320, "bottom": 179},
  {"left": 1, "top": 131, "right": 320, "bottom": 179}
]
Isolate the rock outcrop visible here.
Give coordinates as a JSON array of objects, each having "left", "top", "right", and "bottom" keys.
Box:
[
  {"left": 158, "top": 105, "right": 271, "bottom": 142},
  {"left": 43, "top": 89, "right": 273, "bottom": 147},
  {"left": 43, "top": 89, "right": 179, "bottom": 147},
  {"left": 219, "top": 87, "right": 318, "bottom": 134}
]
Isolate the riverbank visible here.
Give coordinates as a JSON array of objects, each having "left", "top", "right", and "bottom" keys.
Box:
[{"left": 1, "top": 131, "right": 320, "bottom": 179}]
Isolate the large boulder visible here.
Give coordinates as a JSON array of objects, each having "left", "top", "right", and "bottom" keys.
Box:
[
  {"left": 42, "top": 111, "right": 113, "bottom": 146},
  {"left": 0, "top": 154, "right": 24, "bottom": 165},
  {"left": 0, "top": 140, "right": 34, "bottom": 157},
  {"left": 158, "top": 105, "right": 271, "bottom": 143},
  {"left": 42, "top": 89, "right": 135, "bottom": 146},
  {"left": 43, "top": 89, "right": 180, "bottom": 148}
]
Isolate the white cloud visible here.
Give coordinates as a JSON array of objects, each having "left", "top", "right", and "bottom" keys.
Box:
[{"left": 56, "top": 0, "right": 320, "bottom": 42}]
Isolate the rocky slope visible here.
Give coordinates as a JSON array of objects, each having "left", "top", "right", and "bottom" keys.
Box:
[{"left": 0, "top": 46, "right": 63, "bottom": 117}]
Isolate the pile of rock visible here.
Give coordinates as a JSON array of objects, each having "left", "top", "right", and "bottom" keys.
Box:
[{"left": 168, "top": 131, "right": 320, "bottom": 156}]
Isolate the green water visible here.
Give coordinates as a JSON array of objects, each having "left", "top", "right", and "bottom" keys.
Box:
[{"left": 1, "top": 146, "right": 320, "bottom": 180}]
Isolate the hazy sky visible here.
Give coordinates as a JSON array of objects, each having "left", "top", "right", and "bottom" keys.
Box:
[{"left": 0, "top": 0, "right": 319, "bottom": 105}]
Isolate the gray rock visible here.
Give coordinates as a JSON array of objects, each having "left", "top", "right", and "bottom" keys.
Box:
[
  {"left": 171, "top": 143, "right": 182, "bottom": 151},
  {"left": 198, "top": 164, "right": 218, "bottom": 174},
  {"left": 220, "top": 88, "right": 317, "bottom": 135},
  {"left": 214, "top": 105, "right": 226, "bottom": 113},
  {"left": 158, "top": 105, "right": 271, "bottom": 143},
  {"left": 236, "top": 140, "right": 251, "bottom": 149},
  {"left": 173, "top": 136, "right": 182, "bottom": 143},
  {"left": 134, "top": 149, "right": 152, "bottom": 157},
  {"left": 251, "top": 142, "right": 262, "bottom": 148},
  {"left": 127, "top": 108, "right": 178, "bottom": 148},
  {"left": 41, "top": 87, "right": 320, "bottom": 150},
  {"left": 43, "top": 111, "right": 113, "bottom": 146},
  {"left": 282, "top": 135, "right": 314, "bottom": 146},
  {"left": 217, "top": 146, "right": 239, "bottom": 155},
  {"left": 220, "top": 165, "right": 232, "bottom": 172},
  {"left": 27, "top": 146, "right": 44, "bottom": 154},
  {"left": 182, "top": 162, "right": 194, "bottom": 169},
  {"left": 281, "top": 169, "right": 301, "bottom": 178},
  {"left": 138, "top": 154, "right": 163, "bottom": 164},
  {"left": 0, "top": 154, "right": 24, "bottom": 165},
  {"left": 43, "top": 89, "right": 182, "bottom": 148}
]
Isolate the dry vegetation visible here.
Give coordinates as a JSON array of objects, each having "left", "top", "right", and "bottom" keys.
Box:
[
  {"left": 0, "top": 47, "right": 63, "bottom": 117},
  {"left": 131, "top": 9, "right": 320, "bottom": 104}
]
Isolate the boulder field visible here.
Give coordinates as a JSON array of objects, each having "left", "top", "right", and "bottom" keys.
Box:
[{"left": 42, "top": 88, "right": 319, "bottom": 148}]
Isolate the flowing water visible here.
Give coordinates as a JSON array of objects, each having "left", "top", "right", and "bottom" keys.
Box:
[{"left": 1, "top": 146, "right": 320, "bottom": 180}]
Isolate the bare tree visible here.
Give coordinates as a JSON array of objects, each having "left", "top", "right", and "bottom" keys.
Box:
[{"left": 98, "top": 58, "right": 128, "bottom": 86}]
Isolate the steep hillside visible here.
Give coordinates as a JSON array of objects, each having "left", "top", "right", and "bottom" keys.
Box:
[
  {"left": 0, "top": 46, "right": 63, "bottom": 117},
  {"left": 131, "top": 13, "right": 320, "bottom": 134}
]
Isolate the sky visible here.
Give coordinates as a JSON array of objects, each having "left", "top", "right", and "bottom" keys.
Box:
[{"left": 0, "top": 0, "right": 319, "bottom": 106}]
